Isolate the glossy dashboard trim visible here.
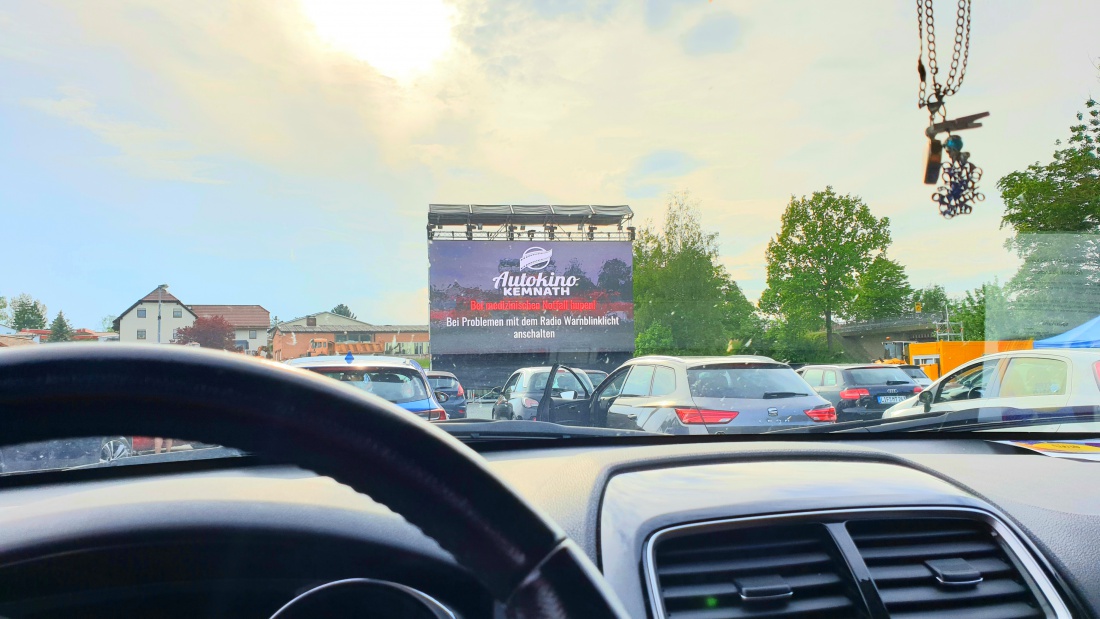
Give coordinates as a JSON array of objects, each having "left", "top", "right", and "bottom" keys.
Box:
[{"left": 642, "top": 507, "right": 1071, "bottom": 619}]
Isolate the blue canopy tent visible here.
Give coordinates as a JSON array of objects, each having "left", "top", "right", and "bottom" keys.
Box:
[{"left": 1033, "top": 315, "right": 1100, "bottom": 348}]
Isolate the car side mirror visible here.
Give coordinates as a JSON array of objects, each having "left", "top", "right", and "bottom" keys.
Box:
[
  {"left": 560, "top": 390, "right": 576, "bottom": 400},
  {"left": 918, "top": 389, "right": 933, "bottom": 412},
  {"left": 435, "top": 391, "right": 450, "bottom": 403}
]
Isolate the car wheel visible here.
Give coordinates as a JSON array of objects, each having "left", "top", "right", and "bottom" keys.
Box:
[{"left": 99, "top": 437, "right": 132, "bottom": 462}]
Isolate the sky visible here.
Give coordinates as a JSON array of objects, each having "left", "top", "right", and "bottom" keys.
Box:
[{"left": 1, "top": 0, "right": 1097, "bottom": 330}]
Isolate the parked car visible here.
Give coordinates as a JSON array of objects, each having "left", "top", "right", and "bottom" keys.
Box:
[
  {"left": 898, "top": 364, "right": 933, "bottom": 388},
  {"left": 883, "top": 349, "right": 1100, "bottom": 426},
  {"left": 797, "top": 364, "right": 921, "bottom": 422},
  {"left": 426, "top": 370, "right": 467, "bottom": 419},
  {"left": 539, "top": 355, "right": 835, "bottom": 434},
  {"left": 286, "top": 355, "right": 448, "bottom": 420},
  {"left": 492, "top": 366, "right": 597, "bottom": 421}
]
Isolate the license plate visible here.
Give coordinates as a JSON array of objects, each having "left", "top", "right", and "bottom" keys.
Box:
[{"left": 878, "top": 395, "right": 906, "bottom": 404}]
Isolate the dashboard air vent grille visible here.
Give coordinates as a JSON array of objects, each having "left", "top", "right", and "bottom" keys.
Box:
[
  {"left": 652, "top": 523, "right": 862, "bottom": 619},
  {"left": 848, "top": 517, "right": 1045, "bottom": 619}
]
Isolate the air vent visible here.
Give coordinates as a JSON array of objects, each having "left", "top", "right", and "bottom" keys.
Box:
[
  {"left": 652, "top": 523, "right": 863, "bottom": 619},
  {"left": 848, "top": 518, "right": 1047, "bottom": 619}
]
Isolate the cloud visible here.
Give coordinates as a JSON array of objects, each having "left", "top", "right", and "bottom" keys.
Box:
[
  {"left": 24, "top": 88, "right": 221, "bottom": 184},
  {"left": 680, "top": 12, "right": 741, "bottom": 56},
  {"left": 624, "top": 150, "right": 702, "bottom": 198}
]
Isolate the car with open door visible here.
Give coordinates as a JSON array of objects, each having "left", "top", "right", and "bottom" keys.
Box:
[{"left": 492, "top": 366, "right": 596, "bottom": 421}]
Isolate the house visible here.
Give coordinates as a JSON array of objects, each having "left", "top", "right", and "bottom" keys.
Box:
[
  {"left": 113, "top": 287, "right": 196, "bottom": 344},
  {"left": 113, "top": 287, "right": 270, "bottom": 354},
  {"left": 269, "top": 312, "right": 428, "bottom": 361},
  {"left": 189, "top": 305, "right": 270, "bottom": 354}
]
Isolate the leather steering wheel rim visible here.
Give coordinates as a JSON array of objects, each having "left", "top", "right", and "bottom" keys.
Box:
[{"left": 0, "top": 345, "right": 627, "bottom": 618}]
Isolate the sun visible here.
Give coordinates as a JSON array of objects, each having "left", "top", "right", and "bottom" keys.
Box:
[{"left": 299, "top": 0, "right": 455, "bottom": 80}]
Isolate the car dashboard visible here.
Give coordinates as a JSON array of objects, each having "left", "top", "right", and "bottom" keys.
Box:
[{"left": 0, "top": 438, "right": 1096, "bottom": 618}]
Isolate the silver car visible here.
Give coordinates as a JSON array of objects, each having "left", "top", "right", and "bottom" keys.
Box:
[{"left": 883, "top": 349, "right": 1100, "bottom": 429}]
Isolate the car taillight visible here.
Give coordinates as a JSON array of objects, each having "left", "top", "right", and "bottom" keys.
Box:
[
  {"left": 456, "top": 383, "right": 465, "bottom": 398},
  {"left": 839, "top": 388, "right": 870, "bottom": 400},
  {"left": 804, "top": 405, "right": 837, "bottom": 423},
  {"left": 913, "top": 385, "right": 923, "bottom": 393},
  {"left": 1094, "top": 362, "right": 1100, "bottom": 388},
  {"left": 428, "top": 408, "right": 447, "bottom": 421},
  {"left": 675, "top": 408, "right": 739, "bottom": 424},
  {"left": 522, "top": 397, "right": 539, "bottom": 408}
]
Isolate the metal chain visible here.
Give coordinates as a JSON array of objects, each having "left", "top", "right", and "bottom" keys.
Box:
[{"left": 916, "top": 0, "right": 971, "bottom": 108}]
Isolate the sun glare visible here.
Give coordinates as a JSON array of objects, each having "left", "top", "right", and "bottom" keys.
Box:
[{"left": 299, "top": 0, "right": 454, "bottom": 80}]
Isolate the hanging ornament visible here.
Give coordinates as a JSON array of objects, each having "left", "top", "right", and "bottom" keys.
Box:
[{"left": 915, "top": 0, "right": 988, "bottom": 219}]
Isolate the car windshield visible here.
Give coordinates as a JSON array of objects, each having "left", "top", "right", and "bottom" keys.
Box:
[
  {"left": 3, "top": 1, "right": 1100, "bottom": 474},
  {"left": 314, "top": 368, "right": 429, "bottom": 404},
  {"left": 688, "top": 365, "right": 809, "bottom": 400}
]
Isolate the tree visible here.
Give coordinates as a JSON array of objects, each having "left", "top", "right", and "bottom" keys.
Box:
[
  {"left": 635, "top": 322, "right": 674, "bottom": 356},
  {"left": 760, "top": 187, "right": 891, "bottom": 350},
  {"left": 633, "top": 190, "right": 758, "bottom": 355},
  {"left": 950, "top": 281, "right": 1006, "bottom": 341},
  {"left": 596, "top": 258, "right": 632, "bottom": 299},
  {"left": 172, "top": 315, "right": 237, "bottom": 350},
  {"left": 996, "top": 97, "right": 1100, "bottom": 338},
  {"left": 331, "top": 304, "right": 357, "bottom": 319},
  {"left": 563, "top": 259, "right": 597, "bottom": 293},
  {"left": 912, "top": 284, "right": 950, "bottom": 320},
  {"left": 10, "top": 294, "right": 47, "bottom": 331},
  {"left": 849, "top": 256, "right": 913, "bottom": 321},
  {"left": 47, "top": 311, "right": 74, "bottom": 343},
  {"left": 101, "top": 315, "right": 118, "bottom": 332},
  {"left": 0, "top": 296, "right": 9, "bottom": 325}
]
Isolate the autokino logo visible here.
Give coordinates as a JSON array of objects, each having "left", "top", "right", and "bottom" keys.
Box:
[{"left": 493, "top": 246, "right": 578, "bottom": 296}]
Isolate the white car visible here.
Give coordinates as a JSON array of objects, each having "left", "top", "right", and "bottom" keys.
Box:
[
  {"left": 898, "top": 364, "right": 933, "bottom": 388},
  {"left": 882, "top": 349, "right": 1100, "bottom": 429}
]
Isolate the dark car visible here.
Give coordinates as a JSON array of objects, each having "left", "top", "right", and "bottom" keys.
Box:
[
  {"left": 493, "top": 366, "right": 596, "bottom": 421},
  {"left": 426, "top": 370, "right": 467, "bottom": 419},
  {"left": 798, "top": 364, "right": 922, "bottom": 422}
]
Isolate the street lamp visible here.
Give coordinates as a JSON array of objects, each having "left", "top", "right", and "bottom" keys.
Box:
[{"left": 156, "top": 284, "right": 168, "bottom": 343}]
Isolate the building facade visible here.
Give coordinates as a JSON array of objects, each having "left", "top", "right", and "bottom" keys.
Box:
[
  {"left": 113, "top": 287, "right": 269, "bottom": 354},
  {"left": 269, "top": 312, "right": 428, "bottom": 361}
]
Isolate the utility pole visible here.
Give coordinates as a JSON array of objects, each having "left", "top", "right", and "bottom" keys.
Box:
[{"left": 156, "top": 284, "right": 168, "bottom": 343}]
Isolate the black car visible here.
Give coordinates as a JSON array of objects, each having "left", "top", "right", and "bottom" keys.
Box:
[
  {"left": 797, "top": 364, "right": 921, "bottom": 422},
  {"left": 426, "top": 371, "right": 467, "bottom": 419}
]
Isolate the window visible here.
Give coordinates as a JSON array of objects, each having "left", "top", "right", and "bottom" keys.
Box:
[
  {"left": 802, "top": 369, "right": 823, "bottom": 387},
  {"left": 172, "top": 308, "right": 182, "bottom": 318},
  {"left": 414, "top": 342, "right": 424, "bottom": 355},
  {"left": 596, "top": 369, "right": 629, "bottom": 400},
  {"left": 306, "top": 316, "right": 317, "bottom": 327},
  {"left": 335, "top": 333, "right": 373, "bottom": 343},
  {"left": 136, "top": 308, "right": 147, "bottom": 318},
  {"left": 249, "top": 330, "right": 258, "bottom": 339},
  {"left": 823, "top": 370, "right": 838, "bottom": 387},
  {"left": 846, "top": 367, "right": 913, "bottom": 386},
  {"left": 502, "top": 373, "right": 522, "bottom": 397},
  {"left": 621, "top": 365, "right": 655, "bottom": 397},
  {"left": 688, "top": 364, "right": 810, "bottom": 399},
  {"left": 650, "top": 366, "right": 676, "bottom": 397},
  {"left": 997, "top": 357, "right": 1068, "bottom": 398},
  {"left": 136, "top": 329, "right": 146, "bottom": 339},
  {"left": 934, "top": 361, "right": 999, "bottom": 404}
]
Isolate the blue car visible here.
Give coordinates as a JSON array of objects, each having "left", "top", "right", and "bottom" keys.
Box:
[{"left": 285, "top": 355, "right": 449, "bottom": 420}]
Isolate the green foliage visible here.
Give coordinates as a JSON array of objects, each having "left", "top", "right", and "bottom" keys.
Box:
[
  {"left": 331, "top": 304, "right": 357, "bottom": 319},
  {"left": 0, "top": 296, "right": 9, "bottom": 325},
  {"left": 596, "top": 258, "right": 633, "bottom": 299},
  {"left": 995, "top": 98, "right": 1100, "bottom": 339},
  {"left": 999, "top": 98, "right": 1100, "bottom": 235},
  {"left": 912, "top": 284, "right": 950, "bottom": 320},
  {"left": 760, "top": 187, "right": 891, "bottom": 349},
  {"left": 11, "top": 294, "right": 47, "bottom": 331},
  {"left": 633, "top": 190, "right": 757, "bottom": 355},
  {"left": 47, "top": 311, "right": 74, "bottom": 343},
  {"left": 950, "top": 281, "right": 1006, "bottom": 341},
  {"left": 850, "top": 256, "right": 913, "bottom": 321},
  {"left": 635, "top": 322, "right": 674, "bottom": 356},
  {"left": 101, "top": 315, "right": 118, "bottom": 332}
]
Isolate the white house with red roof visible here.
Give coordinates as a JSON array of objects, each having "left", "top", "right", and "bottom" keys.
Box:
[{"left": 114, "top": 287, "right": 270, "bottom": 354}]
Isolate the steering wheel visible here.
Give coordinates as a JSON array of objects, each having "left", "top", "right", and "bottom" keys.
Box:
[{"left": 0, "top": 345, "right": 628, "bottom": 618}]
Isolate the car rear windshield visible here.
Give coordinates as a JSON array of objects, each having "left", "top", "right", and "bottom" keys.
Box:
[
  {"left": 901, "top": 367, "right": 930, "bottom": 380},
  {"left": 313, "top": 368, "right": 429, "bottom": 404},
  {"left": 846, "top": 367, "right": 914, "bottom": 386},
  {"left": 428, "top": 377, "right": 460, "bottom": 390},
  {"left": 687, "top": 364, "right": 810, "bottom": 399}
]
